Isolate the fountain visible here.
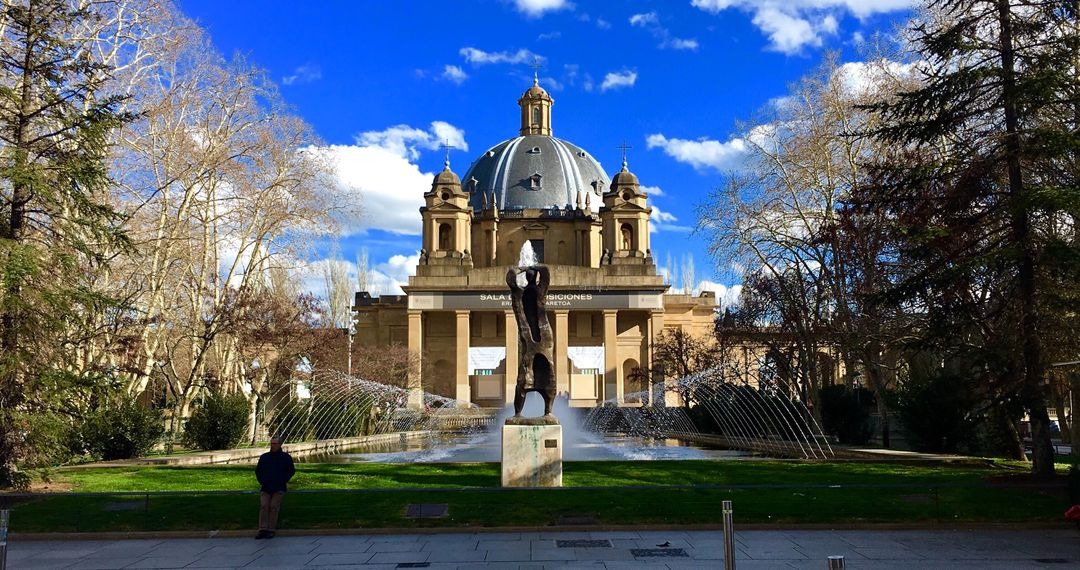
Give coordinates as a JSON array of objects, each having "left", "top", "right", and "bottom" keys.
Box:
[
  {"left": 582, "top": 367, "right": 834, "bottom": 459},
  {"left": 254, "top": 359, "right": 832, "bottom": 465},
  {"left": 252, "top": 239, "right": 833, "bottom": 464}
]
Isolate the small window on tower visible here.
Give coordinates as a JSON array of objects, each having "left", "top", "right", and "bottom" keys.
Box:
[
  {"left": 530, "top": 173, "right": 542, "bottom": 190},
  {"left": 532, "top": 106, "right": 541, "bottom": 124}
]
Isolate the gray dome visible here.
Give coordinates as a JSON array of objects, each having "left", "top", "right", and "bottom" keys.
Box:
[{"left": 464, "top": 135, "right": 609, "bottom": 211}]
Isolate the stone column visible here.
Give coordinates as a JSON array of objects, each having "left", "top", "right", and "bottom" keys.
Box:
[
  {"left": 554, "top": 310, "right": 569, "bottom": 397},
  {"left": 649, "top": 310, "right": 665, "bottom": 407},
  {"left": 455, "top": 310, "right": 471, "bottom": 407},
  {"left": 603, "top": 310, "right": 618, "bottom": 403},
  {"left": 504, "top": 310, "right": 518, "bottom": 405},
  {"left": 407, "top": 310, "right": 423, "bottom": 409}
]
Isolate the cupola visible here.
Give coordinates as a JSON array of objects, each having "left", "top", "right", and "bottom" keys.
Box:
[{"left": 518, "top": 74, "right": 553, "bottom": 136}]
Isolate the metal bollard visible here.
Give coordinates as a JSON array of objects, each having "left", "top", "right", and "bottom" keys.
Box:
[
  {"left": 722, "top": 499, "right": 735, "bottom": 570},
  {"left": 1, "top": 509, "right": 9, "bottom": 570},
  {"left": 827, "top": 554, "right": 845, "bottom": 569}
]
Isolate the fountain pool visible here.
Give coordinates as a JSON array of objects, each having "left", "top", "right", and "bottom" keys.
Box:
[
  {"left": 298, "top": 430, "right": 753, "bottom": 463},
  {"left": 297, "top": 395, "right": 754, "bottom": 463}
]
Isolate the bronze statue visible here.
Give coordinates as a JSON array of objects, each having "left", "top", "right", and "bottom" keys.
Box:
[{"left": 506, "top": 266, "right": 556, "bottom": 417}]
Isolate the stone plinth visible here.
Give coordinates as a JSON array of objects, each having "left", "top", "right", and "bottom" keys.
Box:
[{"left": 501, "top": 422, "right": 563, "bottom": 487}]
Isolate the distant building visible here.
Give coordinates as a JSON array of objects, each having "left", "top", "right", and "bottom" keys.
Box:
[{"left": 353, "top": 78, "right": 717, "bottom": 408}]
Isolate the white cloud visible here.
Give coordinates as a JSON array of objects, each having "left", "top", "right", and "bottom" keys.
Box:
[
  {"left": 821, "top": 14, "right": 839, "bottom": 35},
  {"left": 541, "top": 76, "right": 564, "bottom": 91},
  {"left": 355, "top": 121, "right": 468, "bottom": 162},
  {"left": 282, "top": 63, "right": 321, "bottom": 86},
  {"left": 441, "top": 64, "right": 468, "bottom": 84},
  {"left": 690, "top": 0, "right": 912, "bottom": 54},
  {"left": 835, "top": 59, "right": 917, "bottom": 97},
  {"left": 513, "top": 0, "right": 570, "bottom": 17},
  {"left": 460, "top": 47, "right": 543, "bottom": 65},
  {"left": 752, "top": 7, "right": 821, "bottom": 53},
  {"left": 640, "top": 185, "right": 664, "bottom": 197},
  {"left": 317, "top": 145, "right": 426, "bottom": 236},
  {"left": 595, "top": 18, "right": 611, "bottom": 29},
  {"left": 583, "top": 73, "right": 595, "bottom": 92},
  {"left": 649, "top": 205, "right": 692, "bottom": 233},
  {"left": 629, "top": 12, "right": 659, "bottom": 26},
  {"left": 629, "top": 11, "right": 699, "bottom": 51},
  {"left": 646, "top": 133, "right": 750, "bottom": 172},
  {"left": 374, "top": 253, "right": 420, "bottom": 294},
  {"left": 537, "top": 31, "right": 561, "bottom": 40},
  {"left": 298, "top": 253, "right": 419, "bottom": 298},
  {"left": 665, "top": 38, "right": 700, "bottom": 50},
  {"left": 310, "top": 121, "right": 469, "bottom": 237},
  {"left": 697, "top": 281, "right": 743, "bottom": 309},
  {"left": 600, "top": 70, "right": 637, "bottom": 91}
]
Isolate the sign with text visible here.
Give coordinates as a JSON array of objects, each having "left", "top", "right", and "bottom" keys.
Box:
[{"left": 408, "top": 291, "right": 663, "bottom": 311}]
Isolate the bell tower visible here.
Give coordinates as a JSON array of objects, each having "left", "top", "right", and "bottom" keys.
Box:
[
  {"left": 420, "top": 149, "right": 473, "bottom": 266},
  {"left": 600, "top": 151, "right": 651, "bottom": 262}
]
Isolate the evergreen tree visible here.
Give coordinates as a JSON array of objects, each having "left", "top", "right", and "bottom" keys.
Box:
[
  {"left": 860, "top": 0, "right": 1080, "bottom": 477},
  {"left": 0, "top": 0, "right": 130, "bottom": 487}
]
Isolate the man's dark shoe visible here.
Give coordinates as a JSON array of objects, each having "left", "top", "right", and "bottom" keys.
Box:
[
  {"left": 255, "top": 530, "right": 268, "bottom": 539},
  {"left": 267, "top": 531, "right": 276, "bottom": 539}
]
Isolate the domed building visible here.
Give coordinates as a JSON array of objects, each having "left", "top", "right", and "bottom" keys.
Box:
[{"left": 353, "top": 79, "right": 718, "bottom": 409}]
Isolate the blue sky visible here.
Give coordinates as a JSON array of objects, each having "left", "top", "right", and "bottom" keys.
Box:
[{"left": 176, "top": 0, "right": 913, "bottom": 302}]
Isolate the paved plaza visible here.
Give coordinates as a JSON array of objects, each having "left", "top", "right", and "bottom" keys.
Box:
[{"left": 7, "top": 528, "right": 1079, "bottom": 569}]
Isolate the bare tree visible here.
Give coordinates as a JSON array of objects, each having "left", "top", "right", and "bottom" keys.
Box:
[
  {"left": 322, "top": 246, "right": 352, "bottom": 329},
  {"left": 699, "top": 54, "right": 913, "bottom": 423}
]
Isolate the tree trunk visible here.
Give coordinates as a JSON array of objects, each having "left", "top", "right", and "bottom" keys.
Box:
[
  {"left": 1051, "top": 372, "right": 1070, "bottom": 444},
  {"left": 997, "top": 0, "right": 1054, "bottom": 478}
]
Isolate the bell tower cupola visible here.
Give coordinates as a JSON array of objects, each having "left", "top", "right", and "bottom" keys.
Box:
[
  {"left": 600, "top": 149, "right": 652, "bottom": 263},
  {"left": 419, "top": 148, "right": 473, "bottom": 267},
  {"left": 518, "top": 72, "right": 553, "bottom": 136}
]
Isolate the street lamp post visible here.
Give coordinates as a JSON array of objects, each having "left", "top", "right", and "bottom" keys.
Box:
[{"left": 346, "top": 302, "right": 355, "bottom": 377}]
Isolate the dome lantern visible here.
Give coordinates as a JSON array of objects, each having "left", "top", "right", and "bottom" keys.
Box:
[{"left": 518, "top": 73, "right": 553, "bottom": 136}]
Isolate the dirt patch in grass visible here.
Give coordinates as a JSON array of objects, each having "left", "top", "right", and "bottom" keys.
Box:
[{"left": 26, "top": 480, "right": 74, "bottom": 493}]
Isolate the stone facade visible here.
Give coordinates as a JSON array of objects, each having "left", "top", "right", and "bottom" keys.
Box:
[{"left": 353, "top": 79, "right": 719, "bottom": 409}]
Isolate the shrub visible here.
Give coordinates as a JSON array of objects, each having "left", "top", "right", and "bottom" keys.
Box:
[
  {"left": 819, "top": 385, "right": 876, "bottom": 445},
  {"left": 81, "top": 398, "right": 165, "bottom": 460},
  {"left": 891, "top": 370, "right": 978, "bottom": 453},
  {"left": 268, "top": 399, "right": 312, "bottom": 442},
  {"left": 182, "top": 392, "right": 250, "bottom": 451},
  {"left": 311, "top": 399, "right": 371, "bottom": 439}
]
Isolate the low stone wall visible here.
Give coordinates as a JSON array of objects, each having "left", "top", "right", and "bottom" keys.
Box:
[
  {"left": 667, "top": 431, "right": 975, "bottom": 462},
  {"left": 668, "top": 432, "right": 838, "bottom": 459},
  {"left": 82, "top": 431, "right": 435, "bottom": 467}
]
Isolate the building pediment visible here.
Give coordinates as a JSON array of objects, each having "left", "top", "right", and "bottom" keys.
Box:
[
  {"left": 427, "top": 201, "right": 470, "bottom": 212},
  {"left": 607, "top": 202, "right": 650, "bottom": 212}
]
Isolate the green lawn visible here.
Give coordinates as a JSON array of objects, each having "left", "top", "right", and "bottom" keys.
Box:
[{"left": 3, "top": 460, "right": 1067, "bottom": 532}]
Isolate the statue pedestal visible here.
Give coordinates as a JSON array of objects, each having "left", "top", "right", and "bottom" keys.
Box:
[{"left": 501, "top": 421, "right": 563, "bottom": 487}]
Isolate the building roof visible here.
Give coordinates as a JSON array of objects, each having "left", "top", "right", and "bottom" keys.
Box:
[{"left": 464, "top": 135, "right": 609, "bottom": 212}]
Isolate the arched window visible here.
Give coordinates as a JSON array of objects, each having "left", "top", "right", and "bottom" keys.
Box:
[
  {"left": 438, "top": 223, "right": 452, "bottom": 251},
  {"left": 532, "top": 106, "right": 541, "bottom": 125},
  {"left": 620, "top": 223, "right": 634, "bottom": 251}
]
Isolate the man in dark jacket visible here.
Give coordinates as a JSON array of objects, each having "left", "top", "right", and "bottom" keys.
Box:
[{"left": 255, "top": 436, "right": 295, "bottom": 539}]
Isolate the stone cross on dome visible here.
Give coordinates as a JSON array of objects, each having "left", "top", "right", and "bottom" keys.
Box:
[
  {"left": 529, "top": 58, "right": 543, "bottom": 85},
  {"left": 441, "top": 140, "right": 456, "bottom": 169},
  {"left": 617, "top": 141, "right": 632, "bottom": 171}
]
